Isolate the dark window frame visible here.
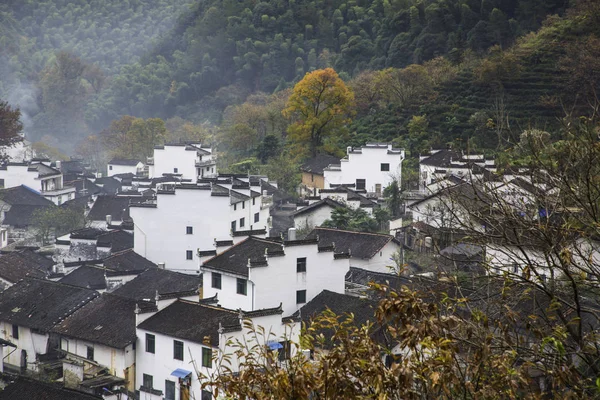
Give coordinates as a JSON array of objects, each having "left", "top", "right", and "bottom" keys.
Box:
[
  {"left": 296, "top": 289, "right": 307, "bottom": 304},
  {"left": 236, "top": 278, "right": 247, "bottom": 295},
  {"left": 142, "top": 373, "right": 153, "bottom": 389},
  {"left": 254, "top": 212, "right": 259, "bottom": 223},
  {"left": 380, "top": 163, "right": 390, "bottom": 171},
  {"left": 174, "top": 340, "right": 184, "bottom": 361},
  {"left": 186, "top": 250, "right": 193, "bottom": 260},
  {"left": 202, "top": 347, "right": 212, "bottom": 368},
  {"left": 212, "top": 272, "right": 222, "bottom": 289},
  {"left": 186, "top": 226, "right": 193, "bottom": 235},
  {"left": 240, "top": 217, "right": 245, "bottom": 228},
  {"left": 146, "top": 333, "right": 155, "bottom": 354},
  {"left": 296, "top": 257, "right": 307, "bottom": 273},
  {"left": 12, "top": 324, "right": 18, "bottom": 339},
  {"left": 165, "top": 380, "right": 176, "bottom": 400},
  {"left": 356, "top": 179, "right": 366, "bottom": 190},
  {"left": 86, "top": 345, "right": 94, "bottom": 361}
]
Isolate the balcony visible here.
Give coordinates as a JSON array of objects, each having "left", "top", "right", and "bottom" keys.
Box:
[
  {"left": 42, "top": 186, "right": 76, "bottom": 196},
  {"left": 196, "top": 158, "right": 217, "bottom": 167}
]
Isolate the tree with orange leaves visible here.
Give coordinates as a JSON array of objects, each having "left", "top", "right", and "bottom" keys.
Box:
[{"left": 283, "top": 68, "right": 355, "bottom": 158}]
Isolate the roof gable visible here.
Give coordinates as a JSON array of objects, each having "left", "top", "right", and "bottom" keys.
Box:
[
  {"left": 300, "top": 154, "right": 341, "bottom": 175},
  {"left": 306, "top": 227, "right": 395, "bottom": 259},
  {"left": 111, "top": 268, "right": 201, "bottom": 300},
  {"left": 0, "top": 185, "right": 55, "bottom": 206},
  {"left": 202, "top": 237, "right": 283, "bottom": 277}
]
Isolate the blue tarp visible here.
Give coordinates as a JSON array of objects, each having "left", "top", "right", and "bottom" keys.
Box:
[
  {"left": 267, "top": 341, "right": 283, "bottom": 350},
  {"left": 171, "top": 368, "right": 192, "bottom": 378}
]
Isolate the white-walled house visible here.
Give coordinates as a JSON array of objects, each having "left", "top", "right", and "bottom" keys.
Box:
[
  {"left": 200, "top": 236, "right": 351, "bottom": 315},
  {"left": 130, "top": 178, "right": 269, "bottom": 274},
  {"left": 107, "top": 159, "right": 144, "bottom": 177},
  {"left": 323, "top": 143, "right": 405, "bottom": 195},
  {"left": 149, "top": 143, "right": 216, "bottom": 181},
  {"left": 306, "top": 227, "right": 403, "bottom": 273},
  {"left": 135, "top": 298, "right": 299, "bottom": 400},
  {"left": 0, "top": 161, "right": 76, "bottom": 205},
  {"left": 0, "top": 279, "right": 98, "bottom": 373},
  {"left": 51, "top": 293, "right": 138, "bottom": 395},
  {"left": 293, "top": 198, "right": 346, "bottom": 231}
]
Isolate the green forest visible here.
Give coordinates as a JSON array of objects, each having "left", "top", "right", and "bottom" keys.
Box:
[{"left": 0, "top": 0, "right": 598, "bottom": 174}]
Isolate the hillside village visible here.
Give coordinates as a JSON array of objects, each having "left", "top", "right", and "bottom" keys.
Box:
[{"left": 0, "top": 128, "right": 595, "bottom": 399}]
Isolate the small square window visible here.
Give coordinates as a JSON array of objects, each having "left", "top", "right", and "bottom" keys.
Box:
[
  {"left": 296, "top": 257, "right": 306, "bottom": 273},
  {"left": 186, "top": 226, "right": 193, "bottom": 234},
  {"left": 381, "top": 163, "right": 390, "bottom": 171},
  {"left": 212, "top": 272, "right": 222, "bottom": 289},
  {"left": 174, "top": 340, "right": 184, "bottom": 361},
  {"left": 186, "top": 250, "right": 193, "bottom": 260},
  {"left": 202, "top": 347, "right": 212, "bottom": 368},
  {"left": 356, "top": 179, "right": 366, "bottom": 190},
  {"left": 174, "top": 168, "right": 178, "bottom": 173},
  {"left": 254, "top": 212, "right": 259, "bottom": 223},
  {"left": 146, "top": 333, "right": 155, "bottom": 354},
  {"left": 240, "top": 217, "right": 245, "bottom": 228},
  {"left": 296, "top": 289, "right": 306, "bottom": 304},
  {"left": 143, "top": 374, "right": 153, "bottom": 389},
  {"left": 237, "top": 278, "right": 247, "bottom": 295},
  {"left": 12, "top": 324, "right": 18, "bottom": 339},
  {"left": 86, "top": 345, "right": 94, "bottom": 361}
]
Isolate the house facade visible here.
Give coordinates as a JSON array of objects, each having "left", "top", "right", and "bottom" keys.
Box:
[
  {"left": 323, "top": 143, "right": 405, "bottom": 195},
  {"left": 107, "top": 159, "right": 145, "bottom": 177},
  {"left": 149, "top": 143, "right": 217, "bottom": 181}
]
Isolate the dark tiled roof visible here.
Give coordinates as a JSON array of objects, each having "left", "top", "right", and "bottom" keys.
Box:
[
  {"left": 71, "top": 179, "right": 103, "bottom": 196},
  {"left": 203, "top": 237, "right": 283, "bottom": 277},
  {"left": 108, "top": 158, "right": 142, "bottom": 166},
  {"left": 420, "top": 149, "right": 462, "bottom": 167},
  {"left": 0, "top": 377, "right": 102, "bottom": 400},
  {"left": 14, "top": 249, "right": 55, "bottom": 271},
  {"left": 137, "top": 300, "right": 239, "bottom": 346},
  {"left": 111, "top": 268, "right": 201, "bottom": 300},
  {"left": 69, "top": 227, "right": 106, "bottom": 240},
  {"left": 87, "top": 195, "right": 130, "bottom": 221},
  {"left": 345, "top": 267, "right": 410, "bottom": 290},
  {"left": 0, "top": 252, "right": 48, "bottom": 283},
  {"left": 293, "top": 198, "right": 346, "bottom": 217},
  {"left": 93, "top": 177, "right": 122, "bottom": 195},
  {"left": 0, "top": 278, "right": 98, "bottom": 332},
  {"left": 61, "top": 195, "right": 92, "bottom": 211},
  {"left": 58, "top": 266, "right": 107, "bottom": 290},
  {"left": 4, "top": 204, "right": 54, "bottom": 227},
  {"left": 0, "top": 185, "right": 54, "bottom": 206},
  {"left": 102, "top": 249, "right": 157, "bottom": 273},
  {"left": 300, "top": 154, "right": 341, "bottom": 175},
  {"left": 291, "top": 289, "right": 377, "bottom": 328},
  {"left": 96, "top": 230, "right": 134, "bottom": 252},
  {"left": 306, "top": 228, "right": 396, "bottom": 260},
  {"left": 52, "top": 293, "right": 138, "bottom": 348}
]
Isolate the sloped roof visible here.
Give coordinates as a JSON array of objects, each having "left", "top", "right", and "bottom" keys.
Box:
[
  {"left": 111, "top": 268, "right": 201, "bottom": 300},
  {"left": 300, "top": 154, "right": 341, "bottom": 175},
  {"left": 4, "top": 204, "right": 54, "bottom": 227},
  {"left": 293, "top": 198, "right": 346, "bottom": 217},
  {"left": 0, "top": 278, "right": 98, "bottom": 332},
  {"left": 291, "top": 289, "right": 377, "bottom": 326},
  {"left": 58, "top": 265, "right": 107, "bottom": 290},
  {"left": 108, "top": 158, "right": 142, "bottom": 166},
  {"left": 0, "top": 377, "right": 102, "bottom": 400},
  {"left": 202, "top": 237, "right": 283, "bottom": 277},
  {"left": 0, "top": 185, "right": 54, "bottom": 206},
  {"left": 71, "top": 179, "right": 103, "bottom": 196},
  {"left": 52, "top": 293, "right": 138, "bottom": 349},
  {"left": 306, "top": 227, "right": 397, "bottom": 260},
  {"left": 137, "top": 300, "right": 239, "bottom": 346},
  {"left": 102, "top": 249, "right": 157, "bottom": 273},
  {"left": 87, "top": 195, "right": 130, "bottom": 221},
  {"left": 93, "top": 177, "right": 122, "bottom": 195},
  {"left": 0, "top": 251, "right": 48, "bottom": 283},
  {"left": 96, "top": 230, "right": 134, "bottom": 253},
  {"left": 420, "top": 149, "right": 462, "bottom": 167}
]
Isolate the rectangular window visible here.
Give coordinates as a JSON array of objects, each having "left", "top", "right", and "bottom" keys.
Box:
[
  {"left": 242, "top": 201, "right": 245, "bottom": 209},
  {"left": 236, "top": 278, "right": 247, "bottom": 295},
  {"left": 202, "top": 390, "right": 213, "bottom": 400},
  {"left": 186, "top": 226, "right": 193, "bottom": 234},
  {"left": 234, "top": 203, "right": 237, "bottom": 211},
  {"left": 254, "top": 212, "right": 259, "bottom": 223},
  {"left": 12, "top": 324, "right": 18, "bottom": 339},
  {"left": 278, "top": 340, "right": 291, "bottom": 361},
  {"left": 143, "top": 374, "right": 153, "bottom": 389},
  {"left": 380, "top": 163, "right": 390, "bottom": 171},
  {"left": 109, "top": 165, "right": 113, "bottom": 170},
  {"left": 146, "top": 333, "right": 155, "bottom": 354},
  {"left": 356, "top": 179, "right": 366, "bottom": 190},
  {"left": 296, "top": 289, "right": 306, "bottom": 304},
  {"left": 202, "top": 347, "right": 212, "bottom": 368},
  {"left": 174, "top": 340, "right": 184, "bottom": 361},
  {"left": 174, "top": 168, "right": 178, "bottom": 173},
  {"left": 86, "top": 346, "right": 94, "bottom": 361},
  {"left": 186, "top": 250, "right": 193, "bottom": 260},
  {"left": 240, "top": 217, "right": 245, "bottom": 228},
  {"left": 297, "top": 257, "right": 307, "bottom": 273},
  {"left": 231, "top": 220, "right": 236, "bottom": 232},
  {"left": 253, "top": 198, "right": 256, "bottom": 205},
  {"left": 212, "top": 272, "right": 222, "bottom": 289},
  {"left": 165, "top": 380, "right": 176, "bottom": 400}
]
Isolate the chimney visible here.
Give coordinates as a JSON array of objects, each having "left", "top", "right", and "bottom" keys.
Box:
[
  {"left": 288, "top": 227, "right": 296, "bottom": 241},
  {"left": 347, "top": 146, "right": 352, "bottom": 155},
  {"left": 56, "top": 160, "right": 62, "bottom": 171},
  {"left": 158, "top": 262, "right": 165, "bottom": 269},
  {"left": 262, "top": 190, "right": 268, "bottom": 197},
  {"left": 105, "top": 215, "right": 112, "bottom": 225}
]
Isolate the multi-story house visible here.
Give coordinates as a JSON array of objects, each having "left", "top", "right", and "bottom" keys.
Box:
[{"left": 148, "top": 143, "right": 217, "bottom": 181}]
